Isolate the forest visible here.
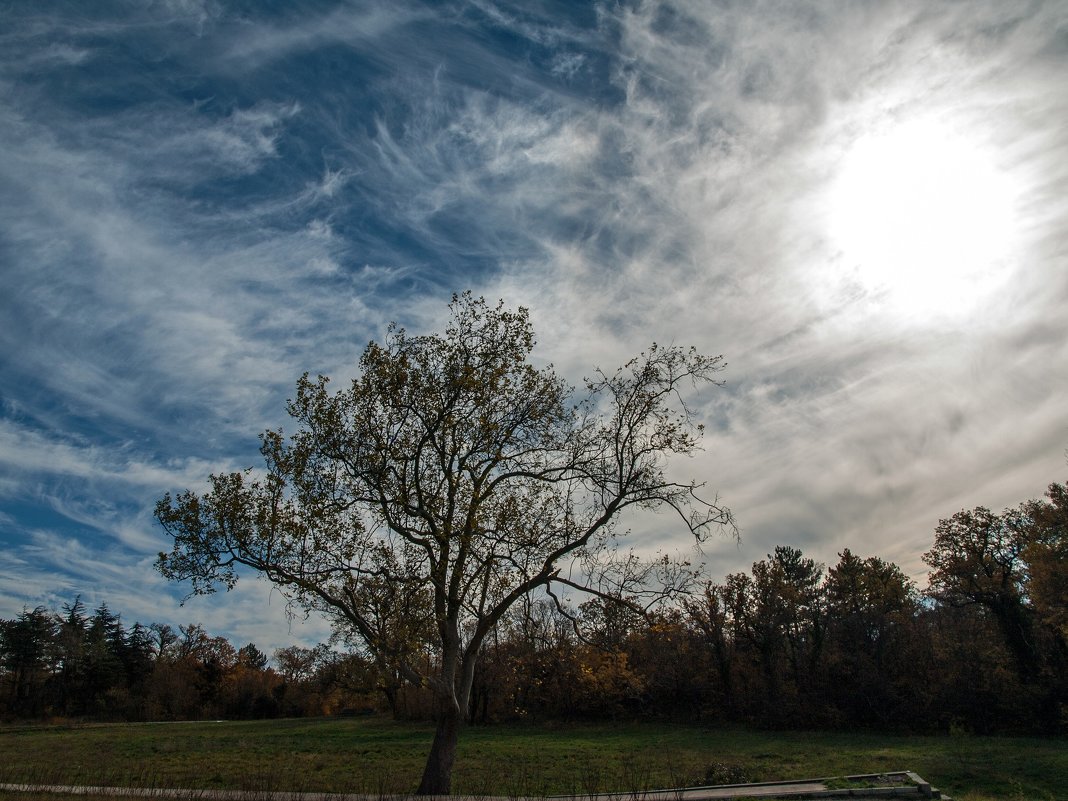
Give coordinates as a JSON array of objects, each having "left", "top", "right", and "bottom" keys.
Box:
[{"left": 2, "top": 480, "right": 1065, "bottom": 735}]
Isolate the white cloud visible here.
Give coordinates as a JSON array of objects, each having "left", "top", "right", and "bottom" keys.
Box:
[
  {"left": 218, "top": 3, "right": 429, "bottom": 72},
  {"left": 169, "top": 101, "right": 301, "bottom": 173},
  {"left": 464, "top": 0, "right": 1068, "bottom": 585},
  {"left": 1, "top": 0, "right": 1065, "bottom": 648},
  {"left": 30, "top": 43, "right": 93, "bottom": 67}
]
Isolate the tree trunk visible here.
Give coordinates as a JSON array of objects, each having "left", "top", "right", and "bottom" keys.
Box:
[
  {"left": 416, "top": 702, "right": 463, "bottom": 795},
  {"left": 992, "top": 600, "right": 1039, "bottom": 679}
]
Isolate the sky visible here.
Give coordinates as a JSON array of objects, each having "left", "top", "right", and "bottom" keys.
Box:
[{"left": 1, "top": 0, "right": 1066, "bottom": 657}]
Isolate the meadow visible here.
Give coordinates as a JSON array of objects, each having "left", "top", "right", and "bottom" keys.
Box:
[{"left": 1, "top": 717, "right": 1065, "bottom": 801}]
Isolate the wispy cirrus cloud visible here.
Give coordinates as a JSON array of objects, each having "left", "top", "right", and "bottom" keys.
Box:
[
  {"left": 215, "top": 2, "right": 431, "bottom": 72},
  {"left": 0, "top": 0, "right": 1065, "bottom": 646},
  {"left": 465, "top": 0, "right": 1068, "bottom": 578}
]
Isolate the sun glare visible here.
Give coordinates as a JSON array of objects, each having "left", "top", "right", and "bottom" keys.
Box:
[{"left": 828, "top": 119, "right": 1016, "bottom": 318}]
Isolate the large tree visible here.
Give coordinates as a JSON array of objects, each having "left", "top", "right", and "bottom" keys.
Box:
[
  {"left": 1023, "top": 481, "right": 1068, "bottom": 642},
  {"left": 923, "top": 504, "right": 1039, "bottom": 677},
  {"left": 823, "top": 550, "right": 920, "bottom": 726},
  {"left": 719, "top": 547, "right": 825, "bottom": 722},
  {"left": 0, "top": 606, "right": 56, "bottom": 716},
  {"left": 156, "top": 293, "right": 733, "bottom": 794}
]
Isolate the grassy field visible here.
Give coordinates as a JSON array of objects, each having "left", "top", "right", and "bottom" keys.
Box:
[{"left": 0, "top": 717, "right": 1064, "bottom": 801}]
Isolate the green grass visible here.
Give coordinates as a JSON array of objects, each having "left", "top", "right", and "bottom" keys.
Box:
[{"left": 0, "top": 717, "right": 1064, "bottom": 800}]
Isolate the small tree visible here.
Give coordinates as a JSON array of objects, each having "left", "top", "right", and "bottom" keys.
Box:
[{"left": 156, "top": 293, "right": 733, "bottom": 794}]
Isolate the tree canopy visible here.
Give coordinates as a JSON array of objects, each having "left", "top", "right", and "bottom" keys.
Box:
[{"left": 155, "top": 292, "right": 734, "bottom": 794}]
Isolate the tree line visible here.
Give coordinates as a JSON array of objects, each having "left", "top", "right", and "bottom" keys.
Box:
[
  {"left": 0, "top": 600, "right": 319, "bottom": 721},
  {"left": 3, "top": 478, "right": 1064, "bottom": 732}
]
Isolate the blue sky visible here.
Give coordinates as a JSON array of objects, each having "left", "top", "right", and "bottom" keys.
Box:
[{"left": 2, "top": 0, "right": 1066, "bottom": 655}]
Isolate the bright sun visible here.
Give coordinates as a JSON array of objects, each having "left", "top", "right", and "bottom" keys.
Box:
[{"left": 828, "top": 119, "right": 1016, "bottom": 317}]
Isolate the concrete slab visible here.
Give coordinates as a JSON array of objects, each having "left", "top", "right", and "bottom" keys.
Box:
[{"left": 0, "top": 771, "right": 947, "bottom": 801}]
